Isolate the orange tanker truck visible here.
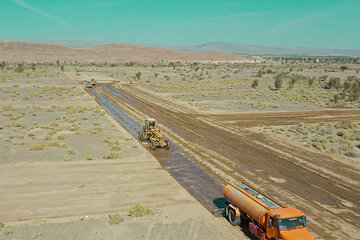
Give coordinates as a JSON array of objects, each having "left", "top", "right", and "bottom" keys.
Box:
[{"left": 223, "top": 181, "right": 315, "bottom": 240}]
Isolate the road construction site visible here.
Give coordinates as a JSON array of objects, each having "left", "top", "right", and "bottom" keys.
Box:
[{"left": 87, "top": 81, "right": 360, "bottom": 240}]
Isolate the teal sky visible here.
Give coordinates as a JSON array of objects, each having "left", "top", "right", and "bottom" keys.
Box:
[{"left": 0, "top": 0, "right": 359, "bottom": 49}]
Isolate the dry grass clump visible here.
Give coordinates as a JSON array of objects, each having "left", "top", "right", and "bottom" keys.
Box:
[
  {"left": 85, "top": 155, "right": 93, "bottom": 160},
  {"left": 87, "top": 127, "right": 103, "bottom": 134},
  {"left": 29, "top": 142, "right": 45, "bottom": 151},
  {"left": 67, "top": 124, "right": 80, "bottom": 132},
  {"left": 108, "top": 214, "right": 124, "bottom": 225},
  {"left": 103, "top": 137, "right": 120, "bottom": 145},
  {"left": 103, "top": 151, "right": 120, "bottom": 159},
  {"left": 65, "top": 106, "right": 87, "bottom": 114},
  {"left": 48, "top": 141, "right": 67, "bottom": 148},
  {"left": 111, "top": 145, "right": 121, "bottom": 151},
  {"left": 93, "top": 122, "right": 101, "bottom": 126},
  {"left": 57, "top": 135, "right": 65, "bottom": 140},
  {"left": 0, "top": 221, "right": 4, "bottom": 228},
  {"left": 128, "top": 203, "right": 154, "bottom": 217},
  {"left": 67, "top": 149, "right": 76, "bottom": 155},
  {"left": 2, "top": 104, "right": 14, "bottom": 111}
]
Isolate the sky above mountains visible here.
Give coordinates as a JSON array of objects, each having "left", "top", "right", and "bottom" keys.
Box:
[{"left": 1, "top": 0, "right": 359, "bottom": 49}]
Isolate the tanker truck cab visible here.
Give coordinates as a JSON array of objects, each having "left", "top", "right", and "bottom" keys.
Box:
[
  {"left": 267, "top": 208, "right": 315, "bottom": 240},
  {"left": 223, "top": 181, "right": 315, "bottom": 240}
]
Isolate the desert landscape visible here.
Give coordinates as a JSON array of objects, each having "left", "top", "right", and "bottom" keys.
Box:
[
  {"left": 0, "top": 61, "right": 249, "bottom": 240},
  {"left": 0, "top": 1, "right": 360, "bottom": 239},
  {"left": 0, "top": 42, "right": 359, "bottom": 239}
]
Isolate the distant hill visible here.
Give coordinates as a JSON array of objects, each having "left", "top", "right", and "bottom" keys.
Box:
[
  {"left": 0, "top": 41, "right": 251, "bottom": 63},
  {"left": 164, "top": 42, "right": 360, "bottom": 57}
]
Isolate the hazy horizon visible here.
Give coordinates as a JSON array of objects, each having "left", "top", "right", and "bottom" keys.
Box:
[{"left": 1, "top": 0, "right": 359, "bottom": 50}]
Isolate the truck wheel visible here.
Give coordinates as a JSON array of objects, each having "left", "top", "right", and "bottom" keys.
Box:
[
  {"left": 150, "top": 141, "right": 156, "bottom": 150},
  {"left": 228, "top": 208, "right": 240, "bottom": 226}
]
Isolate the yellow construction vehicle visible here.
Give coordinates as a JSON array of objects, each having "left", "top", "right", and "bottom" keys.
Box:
[{"left": 138, "top": 118, "right": 170, "bottom": 150}]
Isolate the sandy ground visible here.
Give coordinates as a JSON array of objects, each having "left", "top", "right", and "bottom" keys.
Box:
[{"left": 0, "top": 71, "right": 248, "bottom": 240}]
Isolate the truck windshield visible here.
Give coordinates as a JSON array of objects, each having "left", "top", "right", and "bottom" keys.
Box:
[{"left": 278, "top": 216, "right": 306, "bottom": 231}]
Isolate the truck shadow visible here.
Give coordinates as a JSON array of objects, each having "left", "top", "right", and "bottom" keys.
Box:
[{"left": 213, "top": 197, "right": 258, "bottom": 240}]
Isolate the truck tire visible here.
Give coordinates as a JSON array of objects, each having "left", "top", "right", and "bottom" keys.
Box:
[
  {"left": 228, "top": 208, "right": 241, "bottom": 226},
  {"left": 150, "top": 140, "right": 156, "bottom": 150}
]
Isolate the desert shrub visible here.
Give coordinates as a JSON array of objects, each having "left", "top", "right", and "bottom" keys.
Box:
[
  {"left": 274, "top": 72, "right": 287, "bottom": 90},
  {"left": 48, "top": 142, "right": 67, "bottom": 148},
  {"left": 67, "top": 125, "right": 80, "bottom": 132},
  {"left": 128, "top": 203, "right": 154, "bottom": 217},
  {"left": 87, "top": 127, "right": 103, "bottom": 134},
  {"left": 325, "top": 78, "right": 341, "bottom": 89},
  {"left": 67, "top": 149, "right": 76, "bottom": 155},
  {"left": 103, "top": 137, "right": 119, "bottom": 145},
  {"left": 103, "top": 151, "right": 120, "bottom": 159},
  {"left": 332, "top": 94, "right": 340, "bottom": 103},
  {"left": 318, "top": 75, "right": 328, "bottom": 82},
  {"left": 311, "top": 141, "right": 327, "bottom": 150},
  {"left": 111, "top": 145, "right": 121, "bottom": 151},
  {"left": 57, "top": 135, "right": 65, "bottom": 140},
  {"left": 340, "top": 66, "right": 348, "bottom": 71},
  {"left": 2, "top": 105, "right": 14, "bottom": 111},
  {"left": 0, "top": 221, "right": 4, "bottom": 228},
  {"left": 14, "top": 66, "right": 24, "bottom": 73},
  {"left": 108, "top": 214, "right": 124, "bottom": 225},
  {"left": 29, "top": 142, "right": 45, "bottom": 151},
  {"left": 85, "top": 155, "right": 93, "bottom": 160},
  {"left": 135, "top": 72, "right": 141, "bottom": 80},
  {"left": 337, "top": 121, "right": 356, "bottom": 129},
  {"left": 251, "top": 79, "right": 259, "bottom": 89}
]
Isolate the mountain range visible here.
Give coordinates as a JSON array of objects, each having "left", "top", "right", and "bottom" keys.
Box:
[{"left": 1, "top": 39, "right": 359, "bottom": 58}]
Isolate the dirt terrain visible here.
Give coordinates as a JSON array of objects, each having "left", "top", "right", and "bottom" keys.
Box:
[
  {"left": 88, "top": 78, "right": 360, "bottom": 240},
  {"left": 0, "top": 41, "right": 252, "bottom": 63}
]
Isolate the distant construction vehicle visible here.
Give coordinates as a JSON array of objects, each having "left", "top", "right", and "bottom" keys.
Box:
[
  {"left": 85, "top": 81, "right": 92, "bottom": 88},
  {"left": 90, "top": 78, "right": 97, "bottom": 86},
  {"left": 138, "top": 118, "right": 170, "bottom": 150},
  {"left": 223, "top": 181, "right": 315, "bottom": 240}
]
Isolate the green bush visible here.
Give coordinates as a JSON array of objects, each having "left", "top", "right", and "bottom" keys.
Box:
[{"left": 128, "top": 203, "right": 154, "bottom": 217}]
